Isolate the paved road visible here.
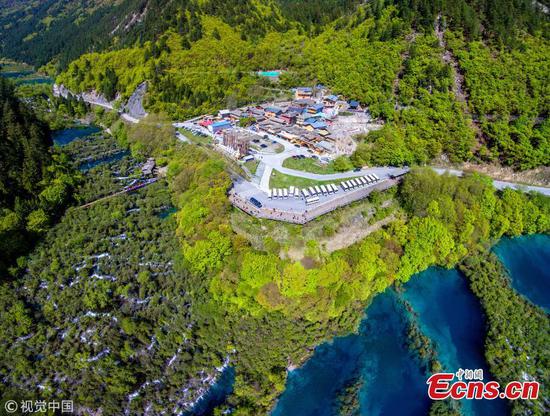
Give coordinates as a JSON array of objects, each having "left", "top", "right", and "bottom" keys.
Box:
[
  {"left": 231, "top": 175, "right": 396, "bottom": 223},
  {"left": 259, "top": 163, "right": 273, "bottom": 191},
  {"left": 174, "top": 119, "right": 550, "bottom": 198},
  {"left": 255, "top": 130, "right": 408, "bottom": 190},
  {"left": 432, "top": 168, "right": 550, "bottom": 196},
  {"left": 53, "top": 84, "right": 140, "bottom": 124},
  {"left": 175, "top": 132, "right": 191, "bottom": 143}
]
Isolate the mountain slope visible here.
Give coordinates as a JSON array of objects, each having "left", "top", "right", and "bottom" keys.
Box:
[{"left": 1, "top": 0, "right": 547, "bottom": 70}]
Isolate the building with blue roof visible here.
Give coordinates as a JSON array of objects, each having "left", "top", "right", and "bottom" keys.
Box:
[
  {"left": 210, "top": 120, "right": 233, "bottom": 133},
  {"left": 295, "top": 87, "right": 313, "bottom": 100},
  {"left": 265, "top": 107, "right": 283, "bottom": 117},
  {"left": 312, "top": 121, "right": 327, "bottom": 129},
  {"left": 307, "top": 103, "right": 324, "bottom": 114},
  {"left": 348, "top": 100, "right": 360, "bottom": 109}
]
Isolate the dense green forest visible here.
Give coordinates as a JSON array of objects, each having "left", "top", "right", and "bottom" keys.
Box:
[
  {"left": 3, "top": 98, "right": 547, "bottom": 413},
  {"left": 0, "top": 78, "right": 78, "bottom": 275},
  {"left": 1, "top": 0, "right": 547, "bottom": 70}
]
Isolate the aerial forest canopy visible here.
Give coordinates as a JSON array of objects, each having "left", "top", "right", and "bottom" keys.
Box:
[
  {"left": 0, "top": 78, "right": 76, "bottom": 276},
  {"left": 1, "top": 0, "right": 547, "bottom": 68}
]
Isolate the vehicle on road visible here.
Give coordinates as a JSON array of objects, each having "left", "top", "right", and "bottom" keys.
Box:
[
  {"left": 305, "top": 196, "right": 320, "bottom": 205},
  {"left": 250, "top": 197, "right": 262, "bottom": 208}
]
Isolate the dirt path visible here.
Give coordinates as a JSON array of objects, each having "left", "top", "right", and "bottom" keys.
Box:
[
  {"left": 323, "top": 213, "right": 396, "bottom": 252},
  {"left": 284, "top": 213, "right": 397, "bottom": 261}
]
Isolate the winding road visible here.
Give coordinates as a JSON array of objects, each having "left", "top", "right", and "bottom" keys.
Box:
[
  {"left": 174, "top": 122, "right": 549, "bottom": 197},
  {"left": 431, "top": 168, "right": 550, "bottom": 196}
]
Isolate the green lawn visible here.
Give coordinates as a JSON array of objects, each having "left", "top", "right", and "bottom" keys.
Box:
[
  {"left": 244, "top": 159, "right": 260, "bottom": 175},
  {"left": 269, "top": 170, "right": 336, "bottom": 189},
  {"left": 178, "top": 128, "right": 211, "bottom": 145},
  {"left": 282, "top": 156, "right": 336, "bottom": 174}
]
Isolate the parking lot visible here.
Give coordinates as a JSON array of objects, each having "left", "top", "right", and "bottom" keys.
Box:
[{"left": 230, "top": 176, "right": 399, "bottom": 224}]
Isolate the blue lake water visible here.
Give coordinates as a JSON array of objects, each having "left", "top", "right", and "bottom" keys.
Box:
[
  {"left": 18, "top": 77, "right": 53, "bottom": 85},
  {"left": 401, "top": 268, "right": 508, "bottom": 416},
  {"left": 78, "top": 151, "right": 129, "bottom": 171},
  {"left": 184, "top": 366, "right": 235, "bottom": 416},
  {"left": 0, "top": 70, "right": 53, "bottom": 85},
  {"left": 52, "top": 126, "right": 101, "bottom": 146},
  {"left": 272, "top": 291, "right": 430, "bottom": 416},
  {"left": 158, "top": 207, "right": 177, "bottom": 219},
  {"left": 493, "top": 234, "right": 550, "bottom": 312}
]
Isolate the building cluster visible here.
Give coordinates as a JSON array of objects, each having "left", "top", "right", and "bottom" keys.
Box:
[{"left": 196, "top": 87, "right": 363, "bottom": 156}]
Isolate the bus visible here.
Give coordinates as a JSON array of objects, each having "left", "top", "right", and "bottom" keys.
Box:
[
  {"left": 314, "top": 185, "right": 322, "bottom": 195},
  {"left": 341, "top": 181, "right": 349, "bottom": 191},
  {"left": 276, "top": 189, "right": 282, "bottom": 199},
  {"left": 367, "top": 174, "right": 377, "bottom": 183},
  {"left": 305, "top": 196, "right": 320, "bottom": 205},
  {"left": 359, "top": 177, "right": 367, "bottom": 185},
  {"left": 320, "top": 185, "right": 328, "bottom": 195},
  {"left": 308, "top": 186, "right": 317, "bottom": 196},
  {"left": 372, "top": 173, "right": 380, "bottom": 181},
  {"left": 363, "top": 175, "right": 373, "bottom": 184},
  {"left": 250, "top": 197, "right": 262, "bottom": 208},
  {"left": 331, "top": 184, "right": 339, "bottom": 193},
  {"left": 302, "top": 188, "right": 310, "bottom": 198},
  {"left": 326, "top": 184, "right": 333, "bottom": 194},
  {"left": 289, "top": 186, "right": 295, "bottom": 195},
  {"left": 294, "top": 188, "right": 300, "bottom": 198},
  {"left": 268, "top": 189, "right": 273, "bottom": 199},
  {"left": 283, "top": 188, "right": 289, "bottom": 199}
]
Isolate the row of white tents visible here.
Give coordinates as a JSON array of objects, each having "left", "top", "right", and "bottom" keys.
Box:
[{"left": 267, "top": 173, "right": 380, "bottom": 205}]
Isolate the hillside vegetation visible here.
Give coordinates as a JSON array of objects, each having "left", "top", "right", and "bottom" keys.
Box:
[
  {"left": 0, "top": 78, "right": 78, "bottom": 275},
  {"left": 49, "top": 0, "right": 549, "bottom": 169}
]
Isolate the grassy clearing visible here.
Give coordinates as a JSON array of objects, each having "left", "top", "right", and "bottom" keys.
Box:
[
  {"left": 282, "top": 156, "right": 337, "bottom": 174},
  {"left": 269, "top": 170, "right": 336, "bottom": 189},
  {"left": 244, "top": 159, "right": 260, "bottom": 175},
  {"left": 178, "top": 128, "right": 211, "bottom": 145}
]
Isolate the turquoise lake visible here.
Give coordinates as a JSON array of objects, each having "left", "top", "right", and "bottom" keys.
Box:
[
  {"left": 272, "top": 290, "right": 430, "bottom": 416},
  {"left": 52, "top": 126, "right": 101, "bottom": 146},
  {"left": 271, "top": 235, "right": 550, "bottom": 416},
  {"left": 0, "top": 70, "right": 53, "bottom": 85},
  {"left": 493, "top": 234, "right": 550, "bottom": 312},
  {"left": 401, "top": 268, "right": 507, "bottom": 416},
  {"left": 184, "top": 367, "right": 235, "bottom": 416},
  {"left": 78, "top": 151, "right": 129, "bottom": 171}
]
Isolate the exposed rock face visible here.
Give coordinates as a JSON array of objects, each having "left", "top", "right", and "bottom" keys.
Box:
[
  {"left": 123, "top": 81, "right": 148, "bottom": 119},
  {"left": 53, "top": 84, "right": 117, "bottom": 110},
  {"left": 54, "top": 83, "right": 147, "bottom": 122}
]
